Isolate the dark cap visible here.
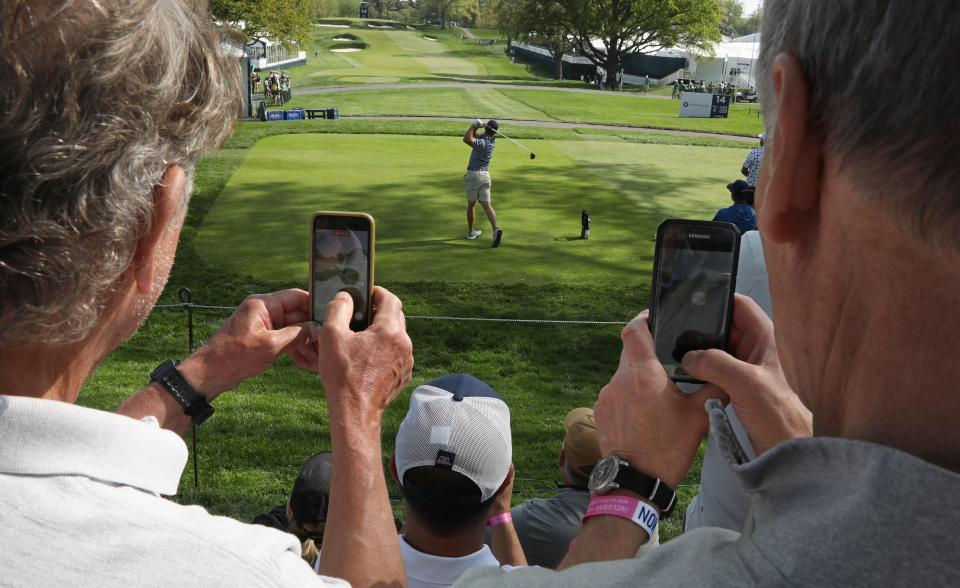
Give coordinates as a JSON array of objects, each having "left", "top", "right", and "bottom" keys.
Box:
[
  {"left": 289, "top": 452, "right": 333, "bottom": 526},
  {"left": 727, "top": 179, "right": 753, "bottom": 194},
  {"left": 485, "top": 119, "right": 499, "bottom": 132}
]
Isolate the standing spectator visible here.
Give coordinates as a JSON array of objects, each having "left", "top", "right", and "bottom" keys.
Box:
[
  {"left": 487, "top": 408, "right": 658, "bottom": 569},
  {"left": 390, "top": 374, "right": 526, "bottom": 587},
  {"left": 741, "top": 133, "right": 764, "bottom": 187},
  {"left": 456, "top": 1, "right": 960, "bottom": 585},
  {"left": 0, "top": 1, "right": 413, "bottom": 586}
]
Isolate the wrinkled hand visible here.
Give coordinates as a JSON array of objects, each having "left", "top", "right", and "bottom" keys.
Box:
[
  {"left": 594, "top": 311, "right": 724, "bottom": 488},
  {"left": 179, "top": 289, "right": 312, "bottom": 398},
  {"left": 680, "top": 294, "right": 812, "bottom": 455},
  {"left": 313, "top": 287, "right": 414, "bottom": 435},
  {"left": 491, "top": 464, "right": 516, "bottom": 515}
]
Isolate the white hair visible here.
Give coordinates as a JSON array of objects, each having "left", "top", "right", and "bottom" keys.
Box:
[{"left": 0, "top": 0, "right": 240, "bottom": 345}]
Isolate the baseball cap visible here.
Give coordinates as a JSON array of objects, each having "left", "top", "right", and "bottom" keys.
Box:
[
  {"left": 727, "top": 179, "right": 754, "bottom": 194},
  {"left": 289, "top": 451, "right": 333, "bottom": 526},
  {"left": 485, "top": 119, "right": 499, "bottom": 132},
  {"left": 395, "top": 374, "right": 512, "bottom": 502},
  {"left": 563, "top": 407, "right": 601, "bottom": 477}
]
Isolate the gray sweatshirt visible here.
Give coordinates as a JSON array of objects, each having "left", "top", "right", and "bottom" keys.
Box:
[{"left": 456, "top": 400, "right": 960, "bottom": 587}]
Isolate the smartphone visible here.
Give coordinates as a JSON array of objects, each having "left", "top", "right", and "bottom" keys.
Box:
[
  {"left": 310, "top": 212, "right": 375, "bottom": 331},
  {"left": 648, "top": 219, "right": 740, "bottom": 385}
]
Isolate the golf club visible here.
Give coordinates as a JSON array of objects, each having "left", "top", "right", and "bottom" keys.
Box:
[{"left": 477, "top": 119, "right": 536, "bottom": 159}]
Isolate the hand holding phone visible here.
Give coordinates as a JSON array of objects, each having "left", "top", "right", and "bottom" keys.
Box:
[
  {"left": 648, "top": 219, "right": 740, "bottom": 385},
  {"left": 310, "top": 212, "right": 375, "bottom": 331}
]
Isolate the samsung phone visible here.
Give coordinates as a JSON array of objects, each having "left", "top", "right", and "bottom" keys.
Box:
[
  {"left": 310, "top": 212, "right": 375, "bottom": 331},
  {"left": 649, "top": 219, "right": 740, "bottom": 385}
]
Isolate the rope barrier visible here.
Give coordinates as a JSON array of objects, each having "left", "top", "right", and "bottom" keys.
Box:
[{"left": 151, "top": 302, "right": 628, "bottom": 325}]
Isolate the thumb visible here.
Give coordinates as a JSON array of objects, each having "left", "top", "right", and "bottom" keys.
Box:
[
  {"left": 681, "top": 348, "right": 756, "bottom": 394},
  {"left": 269, "top": 324, "right": 307, "bottom": 354}
]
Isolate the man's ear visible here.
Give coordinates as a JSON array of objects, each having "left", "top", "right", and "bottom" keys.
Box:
[
  {"left": 758, "top": 54, "right": 824, "bottom": 244},
  {"left": 389, "top": 454, "right": 400, "bottom": 485},
  {"left": 557, "top": 449, "right": 566, "bottom": 469},
  {"left": 133, "top": 165, "right": 186, "bottom": 295}
]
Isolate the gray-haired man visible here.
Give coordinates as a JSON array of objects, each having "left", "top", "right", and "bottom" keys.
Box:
[
  {"left": 454, "top": 2, "right": 960, "bottom": 585},
  {"left": 0, "top": 2, "right": 412, "bottom": 586}
]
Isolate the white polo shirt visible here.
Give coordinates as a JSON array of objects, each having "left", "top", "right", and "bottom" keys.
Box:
[
  {"left": 0, "top": 395, "right": 348, "bottom": 587},
  {"left": 400, "top": 535, "right": 506, "bottom": 588}
]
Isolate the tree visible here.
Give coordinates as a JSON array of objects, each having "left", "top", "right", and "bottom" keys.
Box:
[
  {"left": 718, "top": 0, "right": 743, "bottom": 37},
  {"left": 560, "top": 0, "right": 722, "bottom": 88},
  {"left": 419, "top": 0, "right": 465, "bottom": 27},
  {"left": 212, "top": 0, "right": 312, "bottom": 46},
  {"left": 503, "top": 0, "right": 575, "bottom": 80}
]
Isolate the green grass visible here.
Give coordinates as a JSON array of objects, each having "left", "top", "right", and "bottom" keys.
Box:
[
  {"left": 192, "top": 130, "right": 743, "bottom": 288},
  {"left": 284, "top": 88, "right": 764, "bottom": 136},
  {"left": 77, "top": 103, "right": 750, "bottom": 542},
  {"left": 293, "top": 26, "right": 540, "bottom": 87}
]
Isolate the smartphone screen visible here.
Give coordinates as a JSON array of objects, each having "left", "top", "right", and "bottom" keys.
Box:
[
  {"left": 310, "top": 213, "right": 374, "bottom": 330},
  {"left": 649, "top": 220, "right": 740, "bottom": 384}
]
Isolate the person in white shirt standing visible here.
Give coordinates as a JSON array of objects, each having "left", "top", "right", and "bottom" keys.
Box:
[
  {"left": 390, "top": 374, "right": 527, "bottom": 587},
  {"left": 0, "top": 1, "right": 413, "bottom": 586}
]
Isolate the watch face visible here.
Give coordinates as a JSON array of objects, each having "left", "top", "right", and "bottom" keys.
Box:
[{"left": 588, "top": 456, "right": 620, "bottom": 493}]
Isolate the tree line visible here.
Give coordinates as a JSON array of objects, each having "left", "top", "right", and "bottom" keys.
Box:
[
  {"left": 498, "top": 0, "right": 724, "bottom": 87},
  {"left": 212, "top": 0, "right": 745, "bottom": 91}
]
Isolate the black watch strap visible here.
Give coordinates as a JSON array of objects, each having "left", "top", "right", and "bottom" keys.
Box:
[
  {"left": 616, "top": 465, "right": 677, "bottom": 517},
  {"left": 150, "top": 360, "right": 214, "bottom": 426}
]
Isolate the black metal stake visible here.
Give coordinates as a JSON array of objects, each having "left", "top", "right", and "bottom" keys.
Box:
[{"left": 178, "top": 287, "right": 199, "bottom": 491}]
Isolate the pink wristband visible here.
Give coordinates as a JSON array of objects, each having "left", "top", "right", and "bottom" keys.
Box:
[
  {"left": 487, "top": 512, "right": 513, "bottom": 528},
  {"left": 583, "top": 495, "right": 659, "bottom": 538}
]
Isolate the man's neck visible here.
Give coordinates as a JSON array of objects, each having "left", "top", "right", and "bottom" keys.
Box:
[
  {"left": 0, "top": 339, "right": 104, "bottom": 402},
  {"left": 402, "top": 513, "right": 485, "bottom": 558},
  {"left": 800, "top": 190, "right": 960, "bottom": 473}
]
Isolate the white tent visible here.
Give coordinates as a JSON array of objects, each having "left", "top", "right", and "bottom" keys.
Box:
[{"left": 654, "top": 33, "right": 763, "bottom": 88}]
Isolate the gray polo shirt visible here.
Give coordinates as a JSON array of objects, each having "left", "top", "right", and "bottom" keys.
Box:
[{"left": 456, "top": 399, "right": 960, "bottom": 587}]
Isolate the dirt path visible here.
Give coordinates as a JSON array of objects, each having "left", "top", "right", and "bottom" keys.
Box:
[
  {"left": 298, "top": 81, "right": 673, "bottom": 99},
  {"left": 342, "top": 115, "right": 757, "bottom": 142}
]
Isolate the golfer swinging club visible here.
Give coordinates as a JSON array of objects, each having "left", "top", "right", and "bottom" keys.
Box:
[{"left": 463, "top": 119, "right": 503, "bottom": 248}]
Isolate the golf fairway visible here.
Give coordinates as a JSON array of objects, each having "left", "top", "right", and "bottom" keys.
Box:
[{"left": 193, "top": 133, "right": 745, "bottom": 286}]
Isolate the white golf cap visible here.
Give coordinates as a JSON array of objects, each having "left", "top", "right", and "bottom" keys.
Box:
[{"left": 395, "top": 374, "right": 512, "bottom": 502}]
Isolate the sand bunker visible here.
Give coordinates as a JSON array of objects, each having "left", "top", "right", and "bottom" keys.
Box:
[
  {"left": 330, "top": 48, "right": 363, "bottom": 53},
  {"left": 316, "top": 24, "right": 349, "bottom": 28},
  {"left": 332, "top": 36, "right": 354, "bottom": 41},
  {"left": 423, "top": 35, "right": 438, "bottom": 41}
]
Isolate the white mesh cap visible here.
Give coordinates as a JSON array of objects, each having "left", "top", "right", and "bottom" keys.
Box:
[{"left": 395, "top": 374, "right": 512, "bottom": 502}]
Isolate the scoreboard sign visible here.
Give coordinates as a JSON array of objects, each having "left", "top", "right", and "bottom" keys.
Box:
[
  {"left": 679, "top": 92, "right": 730, "bottom": 119},
  {"left": 710, "top": 94, "right": 730, "bottom": 118}
]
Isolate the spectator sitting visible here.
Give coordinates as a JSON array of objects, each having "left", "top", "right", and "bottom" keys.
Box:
[
  {"left": 486, "top": 407, "right": 658, "bottom": 569},
  {"left": 252, "top": 451, "right": 333, "bottom": 565},
  {"left": 713, "top": 180, "right": 757, "bottom": 233},
  {"left": 390, "top": 374, "right": 526, "bottom": 587}
]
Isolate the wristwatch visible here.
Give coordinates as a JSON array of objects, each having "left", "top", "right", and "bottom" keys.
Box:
[
  {"left": 150, "top": 360, "right": 215, "bottom": 426},
  {"left": 588, "top": 456, "right": 677, "bottom": 517}
]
